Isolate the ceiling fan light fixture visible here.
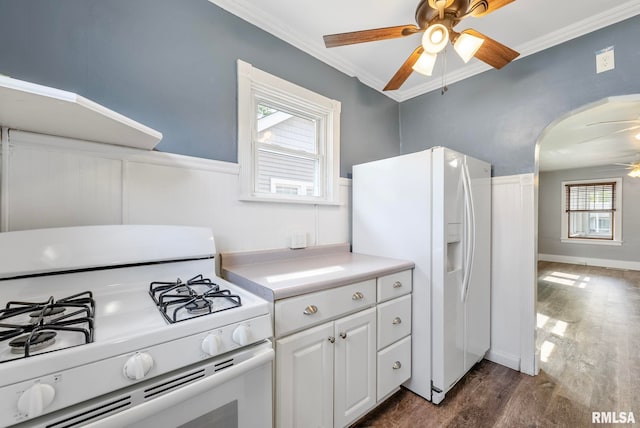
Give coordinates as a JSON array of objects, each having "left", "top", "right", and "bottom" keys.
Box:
[
  {"left": 428, "top": 0, "right": 455, "bottom": 10},
  {"left": 454, "top": 32, "right": 485, "bottom": 63},
  {"left": 412, "top": 52, "right": 438, "bottom": 76},
  {"left": 628, "top": 166, "right": 640, "bottom": 178},
  {"left": 422, "top": 24, "right": 449, "bottom": 54}
]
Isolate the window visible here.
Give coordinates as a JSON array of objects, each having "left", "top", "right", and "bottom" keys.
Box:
[
  {"left": 236, "top": 60, "right": 341, "bottom": 204},
  {"left": 561, "top": 178, "right": 622, "bottom": 245}
]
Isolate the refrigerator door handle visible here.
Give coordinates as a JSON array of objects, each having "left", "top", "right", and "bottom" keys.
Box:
[{"left": 461, "top": 160, "right": 476, "bottom": 303}]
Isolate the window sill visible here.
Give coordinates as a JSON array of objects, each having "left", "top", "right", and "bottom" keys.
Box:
[
  {"left": 239, "top": 195, "right": 341, "bottom": 206},
  {"left": 560, "top": 238, "right": 622, "bottom": 246}
]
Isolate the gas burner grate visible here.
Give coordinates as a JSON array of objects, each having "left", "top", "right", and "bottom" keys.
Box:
[
  {"left": 0, "top": 291, "right": 95, "bottom": 360},
  {"left": 149, "top": 274, "right": 242, "bottom": 324}
]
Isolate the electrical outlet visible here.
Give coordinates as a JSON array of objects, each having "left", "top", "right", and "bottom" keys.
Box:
[
  {"left": 288, "top": 231, "right": 307, "bottom": 249},
  {"left": 596, "top": 46, "right": 615, "bottom": 74}
]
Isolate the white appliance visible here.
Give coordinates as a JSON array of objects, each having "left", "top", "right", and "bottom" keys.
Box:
[
  {"left": 352, "top": 146, "right": 491, "bottom": 404},
  {"left": 0, "top": 225, "right": 273, "bottom": 427}
]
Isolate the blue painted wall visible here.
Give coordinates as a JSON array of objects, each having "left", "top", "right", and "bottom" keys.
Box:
[
  {"left": 399, "top": 15, "right": 640, "bottom": 176},
  {"left": 0, "top": 0, "right": 400, "bottom": 178}
]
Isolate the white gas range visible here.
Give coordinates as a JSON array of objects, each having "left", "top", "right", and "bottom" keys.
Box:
[{"left": 0, "top": 225, "right": 273, "bottom": 428}]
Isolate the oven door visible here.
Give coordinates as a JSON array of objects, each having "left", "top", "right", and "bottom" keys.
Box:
[{"left": 85, "top": 343, "right": 273, "bottom": 428}]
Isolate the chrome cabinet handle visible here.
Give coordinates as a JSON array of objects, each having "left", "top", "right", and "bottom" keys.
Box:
[
  {"left": 328, "top": 336, "right": 335, "bottom": 343},
  {"left": 392, "top": 361, "right": 402, "bottom": 370},
  {"left": 352, "top": 292, "right": 364, "bottom": 300},
  {"left": 303, "top": 305, "right": 318, "bottom": 315},
  {"left": 393, "top": 281, "right": 402, "bottom": 288},
  {"left": 339, "top": 332, "right": 347, "bottom": 339},
  {"left": 392, "top": 317, "right": 402, "bottom": 325}
]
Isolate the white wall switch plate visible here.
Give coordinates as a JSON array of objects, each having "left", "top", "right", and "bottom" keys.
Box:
[{"left": 596, "top": 46, "right": 615, "bottom": 74}]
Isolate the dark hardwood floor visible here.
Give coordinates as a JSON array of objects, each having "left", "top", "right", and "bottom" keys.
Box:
[{"left": 353, "top": 262, "right": 640, "bottom": 427}]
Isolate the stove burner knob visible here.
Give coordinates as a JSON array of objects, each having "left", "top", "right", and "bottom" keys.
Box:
[
  {"left": 201, "top": 333, "right": 222, "bottom": 356},
  {"left": 232, "top": 325, "right": 252, "bottom": 347},
  {"left": 123, "top": 352, "right": 154, "bottom": 381},
  {"left": 17, "top": 382, "right": 56, "bottom": 418}
]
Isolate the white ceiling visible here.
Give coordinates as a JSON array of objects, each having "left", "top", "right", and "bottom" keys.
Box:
[
  {"left": 538, "top": 95, "right": 640, "bottom": 172},
  {"left": 209, "top": 0, "right": 640, "bottom": 171},
  {"left": 210, "top": 0, "right": 640, "bottom": 102}
]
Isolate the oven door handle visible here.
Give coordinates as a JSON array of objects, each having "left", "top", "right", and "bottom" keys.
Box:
[{"left": 83, "top": 345, "right": 275, "bottom": 428}]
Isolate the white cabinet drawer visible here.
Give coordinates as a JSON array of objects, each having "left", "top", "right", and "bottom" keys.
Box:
[
  {"left": 377, "top": 294, "right": 411, "bottom": 350},
  {"left": 377, "top": 335, "right": 411, "bottom": 401},
  {"left": 377, "top": 270, "right": 412, "bottom": 302},
  {"left": 275, "top": 279, "right": 376, "bottom": 338}
]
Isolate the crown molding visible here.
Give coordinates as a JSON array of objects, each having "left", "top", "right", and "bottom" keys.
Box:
[
  {"left": 517, "top": 1, "right": 640, "bottom": 59},
  {"left": 209, "top": 0, "right": 402, "bottom": 101},
  {"left": 210, "top": 0, "right": 640, "bottom": 103}
]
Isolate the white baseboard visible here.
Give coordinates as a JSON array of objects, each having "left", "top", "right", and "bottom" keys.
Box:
[
  {"left": 538, "top": 253, "right": 640, "bottom": 271},
  {"left": 486, "top": 349, "right": 520, "bottom": 372}
]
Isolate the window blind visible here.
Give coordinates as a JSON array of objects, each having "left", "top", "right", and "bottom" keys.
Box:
[{"left": 565, "top": 182, "right": 616, "bottom": 212}]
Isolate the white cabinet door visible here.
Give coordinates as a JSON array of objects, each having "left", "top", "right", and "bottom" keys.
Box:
[
  {"left": 276, "top": 322, "right": 334, "bottom": 428},
  {"left": 334, "top": 307, "right": 376, "bottom": 428}
]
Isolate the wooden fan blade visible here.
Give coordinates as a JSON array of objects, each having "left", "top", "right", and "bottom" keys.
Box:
[
  {"left": 383, "top": 46, "right": 424, "bottom": 91},
  {"left": 323, "top": 25, "right": 422, "bottom": 48},
  {"left": 469, "top": 0, "right": 516, "bottom": 17},
  {"left": 463, "top": 29, "right": 519, "bottom": 69}
]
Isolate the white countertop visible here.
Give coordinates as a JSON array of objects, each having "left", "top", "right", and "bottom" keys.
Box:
[{"left": 221, "top": 243, "right": 414, "bottom": 301}]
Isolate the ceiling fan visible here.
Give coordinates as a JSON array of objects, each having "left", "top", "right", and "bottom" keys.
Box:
[
  {"left": 614, "top": 160, "right": 640, "bottom": 178},
  {"left": 323, "top": 0, "right": 520, "bottom": 91}
]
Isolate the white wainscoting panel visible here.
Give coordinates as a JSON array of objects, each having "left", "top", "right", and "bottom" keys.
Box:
[
  {"left": 489, "top": 173, "right": 536, "bottom": 375},
  {"left": 6, "top": 131, "right": 123, "bottom": 230},
  {"left": 124, "top": 161, "right": 221, "bottom": 226},
  {"left": 317, "top": 178, "right": 351, "bottom": 246},
  {"left": 1, "top": 130, "right": 350, "bottom": 254}
]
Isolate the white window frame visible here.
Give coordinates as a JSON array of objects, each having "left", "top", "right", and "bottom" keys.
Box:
[
  {"left": 237, "top": 59, "right": 341, "bottom": 204},
  {"left": 560, "top": 177, "right": 622, "bottom": 246}
]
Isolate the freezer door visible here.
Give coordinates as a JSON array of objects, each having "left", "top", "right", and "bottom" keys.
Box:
[{"left": 430, "top": 147, "right": 465, "bottom": 403}]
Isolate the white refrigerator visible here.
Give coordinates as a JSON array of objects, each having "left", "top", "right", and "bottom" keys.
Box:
[{"left": 352, "top": 146, "right": 491, "bottom": 404}]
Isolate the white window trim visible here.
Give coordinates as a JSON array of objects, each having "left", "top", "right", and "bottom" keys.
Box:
[
  {"left": 560, "top": 177, "right": 622, "bottom": 246},
  {"left": 237, "top": 59, "right": 341, "bottom": 205}
]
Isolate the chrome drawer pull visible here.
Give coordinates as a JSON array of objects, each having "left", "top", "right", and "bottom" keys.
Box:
[
  {"left": 392, "top": 361, "right": 402, "bottom": 370},
  {"left": 339, "top": 332, "right": 347, "bottom": 339},
  {"left": 393, "top": 281, "right": 402, "bottom": 288},
  {"left": 303, "top": 305, "right": 318, "bottom": 315},
  {"left": 352, "top": 291, "right": 364, "bottom": 300},
  {"left": 392, "top": 317, "right": 402, "bottom": 325},
  {"left": 328, "top": 336, "right": 335, "bottom": 343}
]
